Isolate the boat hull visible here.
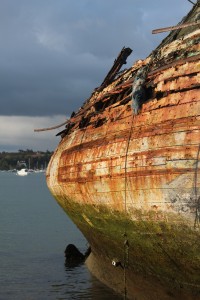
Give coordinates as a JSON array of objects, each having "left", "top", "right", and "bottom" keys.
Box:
[
  {"left": 46, "top": 191, "right": 200, "bottom": 299},
  {"left": 17, "top": 168, "right": 29, "bottom": 176},
  {"left": 46, "top": 9, "right": 200, "bottom": 298},
  {"left": 46, "top": 112, "right": 200, "bottom": 298}
]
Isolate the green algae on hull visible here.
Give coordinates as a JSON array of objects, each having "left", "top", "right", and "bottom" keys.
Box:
[{"left": 53, "top": 194, "right": 200, "bottom": 294}]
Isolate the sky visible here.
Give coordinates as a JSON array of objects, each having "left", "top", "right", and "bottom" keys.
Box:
[{"left": 0, "top": 0, "right": 193, "bottom": 152}]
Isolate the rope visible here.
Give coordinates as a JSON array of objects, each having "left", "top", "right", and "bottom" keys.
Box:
[
  {"left": 123, "top": 114, "right": 135, "bottom": 299},
  {"left": 187, "top": 0, "right": 196, "bottom": 5},
  {"left": 124, "top": 116, "right": 135, "bottom": 213},
  {"left": 123, "top": 236, "right": 129, "bottom": 300},
  {"left": 34, "top": 119, "right": 69, "bottom": 132},
  {"left": 122, "top": 54, "right": 156, "bottom": 298}
]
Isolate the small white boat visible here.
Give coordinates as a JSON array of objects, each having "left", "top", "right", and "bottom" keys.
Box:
[{"left": 17, "top": 168, "right": 29, "bottom": 176}]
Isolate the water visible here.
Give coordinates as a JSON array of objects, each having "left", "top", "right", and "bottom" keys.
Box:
[{"left": 0, "top": 172, "right": 122, "bottom": 300}]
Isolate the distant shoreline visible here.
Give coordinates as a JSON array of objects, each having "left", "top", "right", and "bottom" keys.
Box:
[{"left": 0, "top": 150, "right": 53, "bottom": 171}]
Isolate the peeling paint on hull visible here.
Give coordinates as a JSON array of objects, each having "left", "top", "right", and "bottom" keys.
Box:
[{"left": 46, "top": 4, "right": 200, "bottom": 299}]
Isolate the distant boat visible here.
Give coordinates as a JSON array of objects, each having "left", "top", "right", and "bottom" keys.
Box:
[
  {"left": 34, "top": 169, "right": 46, "bottom": 173},
  {"left": 17, "top": 168, "right": 29, "bottom": 176}
]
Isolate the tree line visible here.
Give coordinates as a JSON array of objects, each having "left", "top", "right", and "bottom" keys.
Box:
[{"left": 0, "top": 149, "right": 53, "bottom": 170}]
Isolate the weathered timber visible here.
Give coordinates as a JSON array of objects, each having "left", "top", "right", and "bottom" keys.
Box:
[
  {"left": 46, "top": 3, "right": 200, "bottom": 299},
  {"left": 97, "top": 47, "right": 132, "bottom": 91},
  {"left": 152, "top": 21, "right": 200, "bottom": 34}
]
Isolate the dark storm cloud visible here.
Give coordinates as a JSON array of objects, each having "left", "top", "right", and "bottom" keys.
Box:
[{"left": 0, "top": 0, "right": 192, "bottom": 117}]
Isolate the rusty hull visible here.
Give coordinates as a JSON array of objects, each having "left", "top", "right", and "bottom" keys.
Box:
[{"left": 46, "top": 8, "right": 200, "bottom": 300}]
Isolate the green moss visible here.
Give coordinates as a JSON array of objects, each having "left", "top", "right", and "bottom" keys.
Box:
[{"left": 54, "top": 194, "right": 200, "bottom": 293}]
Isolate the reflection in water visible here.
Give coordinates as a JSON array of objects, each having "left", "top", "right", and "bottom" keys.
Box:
[
  {"left": 0, "top": 172, "right": 122, "bottom": 300},
  {"left": 50, "top": 262, "right": 123, "bottom": 300}
]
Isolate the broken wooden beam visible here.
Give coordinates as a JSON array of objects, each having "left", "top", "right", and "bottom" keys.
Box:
[
  {"left": 152, "top": 21, "right": 200, "bottom": 34},
  {"left": 97, "top": 47, "right": 132, "bottom": 91}
]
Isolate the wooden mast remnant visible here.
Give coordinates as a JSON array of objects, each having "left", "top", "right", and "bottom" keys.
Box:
[
  {"left": 152, "top": 21, "right": 200, "bottom": 34},
  {"left": 97, "top": 47, "right": 132, "bottom": 91}
]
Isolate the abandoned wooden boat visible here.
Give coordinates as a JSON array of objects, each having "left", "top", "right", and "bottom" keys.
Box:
[{"left": 46, "top": 2, "right": 200, "bottom": 299}]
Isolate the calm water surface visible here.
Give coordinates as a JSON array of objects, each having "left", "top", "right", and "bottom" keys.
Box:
[{"left": 0, "top": 172, "right": 122, "bottom": 300}]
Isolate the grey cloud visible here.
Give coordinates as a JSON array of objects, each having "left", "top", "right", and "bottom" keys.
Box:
[{"left": 0, "top": 0, "right": 192, "bottom": 117}]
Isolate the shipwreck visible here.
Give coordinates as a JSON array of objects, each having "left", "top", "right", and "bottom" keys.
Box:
[{"left": 44, "top": 2, "right": 200, "bottom": 299}]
